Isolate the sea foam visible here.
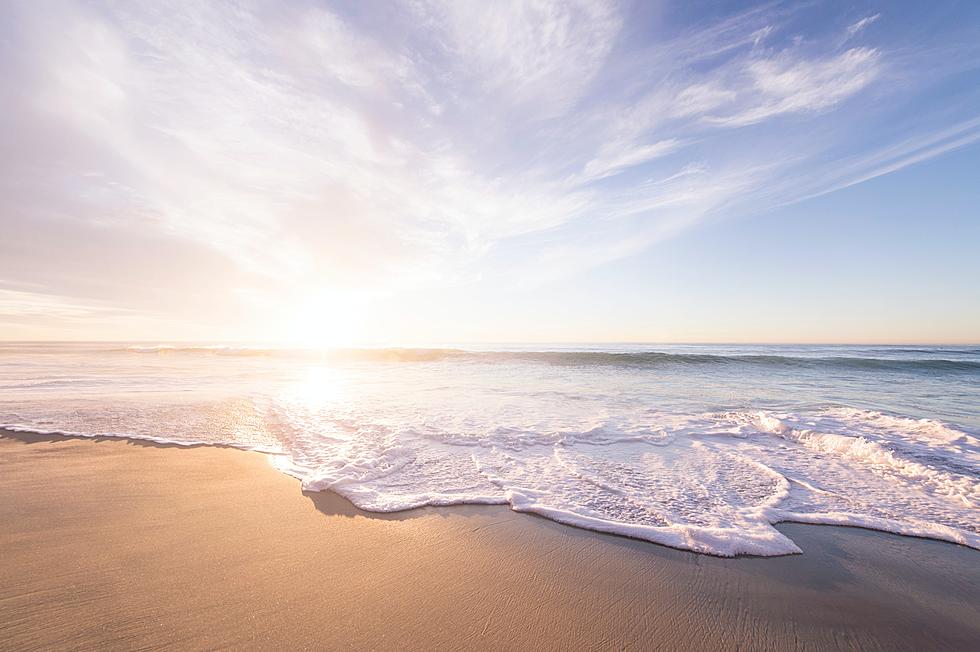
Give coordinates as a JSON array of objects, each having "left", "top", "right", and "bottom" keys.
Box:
[{"left": 1, "top": 342, "right": 977, "bottom": 556}]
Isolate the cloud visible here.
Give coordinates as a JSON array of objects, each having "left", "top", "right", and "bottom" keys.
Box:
[
  {"left": 752, "top": 25, "right": 775, "bottom": 47},
  {"left": 0, "top": 287, "right": 186, "bottom": 340},
  {"left": 581, "top": 139, "right": 682, "bottom": 181},
  {"left": 846, "top": 13, "right": 881, "bottom": 40},
  {"left": 0, "top": 288, "right": 108, "bottom": 320},
  {"left": 783, "top": 116, "right": 980, "bottom": 204},
  {"left": 0, "top": 1, "right": 975, "bottom": 338},
  {"left": 706, "top": 47, "right": 881, "bottom": 126},
  {"left": 415, "top": 0, "right": 622, "bottom": 119}
]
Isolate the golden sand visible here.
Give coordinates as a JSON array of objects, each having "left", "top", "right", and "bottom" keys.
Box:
[{"left": 1, "top": 430, "right": 978, "bottom": 650}]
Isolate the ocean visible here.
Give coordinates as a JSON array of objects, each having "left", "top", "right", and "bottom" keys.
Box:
[{"left": 1, "top": 342, "right": 977, "bottom": 556}]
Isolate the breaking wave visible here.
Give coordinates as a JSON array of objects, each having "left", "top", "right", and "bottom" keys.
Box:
[{"left": 2, "top": 342, "right": 978, "bottom": 557}]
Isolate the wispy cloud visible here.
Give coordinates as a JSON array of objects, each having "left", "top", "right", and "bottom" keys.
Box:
[
  {"left": 0, "top": 287, "right": 183, "bottom": 340},
  {"left": 414, "top": 0, "right": 622, "bottom": 119},
  {"left": 0, "top": 0, "right": 976, "bottom": 337},
  {"left": 706, "top": 47, "right": 881, "bottom": 126},
  {"left": 581, "top": 139, "right": 683, "bottom": 182},
  {"left": 783, "top": 116, "right": 980, "bottom": 204},
  {"left": 846, "top": 13, "right": 881, "bottom": 41},
  {"left": 0, "top": 288, "right": 106, "bottom": 320}
]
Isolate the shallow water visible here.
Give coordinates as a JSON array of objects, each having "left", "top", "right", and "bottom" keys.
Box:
[{"left": 1, "top": 342, "right": 977, "bottom": 556}]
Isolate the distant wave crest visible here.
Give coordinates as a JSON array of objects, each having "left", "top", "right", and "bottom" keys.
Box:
[{"left": 120, "top": 345, "right": 980, "bottom": 372}]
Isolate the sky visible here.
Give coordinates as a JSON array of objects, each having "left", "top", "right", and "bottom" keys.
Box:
[{"left": 1, "top": 0, "right": 978, "bottom": 345}]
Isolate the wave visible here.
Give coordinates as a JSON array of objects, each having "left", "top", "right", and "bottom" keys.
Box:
[
  {"left": 5, "top": 342, "right": 977, "bottom": 557},
  {"left": 3, "top": 403, "right": 978, "bottom": 557},
  {"left": 739, "top": 411, "right": 978, "bottom": 506},
  {"left": 0, "top": 378, "right": 89, "bottom": 389},
  {"left": 475, "top": 351, "right": 980, "bottom": 372},
  {"left": 119, "top": 345, "right": 980, "bottom": 372},
  {"left": 0, "top": 423, "right": 281, "bottom": 454},
  {"left": 124, "top": 344, "right": 277, "bottom": 356}
]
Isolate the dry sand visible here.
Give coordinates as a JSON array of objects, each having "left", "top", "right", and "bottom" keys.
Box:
[{"left": 1, "top": 429, "right": 978, "bottom": 651}]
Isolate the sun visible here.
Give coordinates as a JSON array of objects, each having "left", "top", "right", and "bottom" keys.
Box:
[{"left": 284, "top": 290, "right": 365, "bottom": 349}]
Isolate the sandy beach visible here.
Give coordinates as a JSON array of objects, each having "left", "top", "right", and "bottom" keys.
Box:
[
  {"left": 3, "top": 0, "right": 979, "bottom": 649},
  {"left": 1, "top": 429, "right": 977, "bottom": 651}
]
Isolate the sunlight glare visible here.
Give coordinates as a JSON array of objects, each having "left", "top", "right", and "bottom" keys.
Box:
[
  {"left": 287, "top": 365, "right": 346, "bottom": 408},
  {"left": 285, "top": 289, "right": 367, "bottom": 349}
]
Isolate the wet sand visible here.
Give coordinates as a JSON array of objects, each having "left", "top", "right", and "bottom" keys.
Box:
[{"left": 1, "top": 429, "right": 978, "bottom": 651}]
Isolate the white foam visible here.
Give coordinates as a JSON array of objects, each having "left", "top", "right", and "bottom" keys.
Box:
[{"left": 2, "top": 345, "right": 978, "bottom": 557}]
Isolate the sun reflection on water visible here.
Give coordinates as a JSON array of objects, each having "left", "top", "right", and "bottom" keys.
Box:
[{"left": 286, "top": 365, "right": 346, "bottom": 408}]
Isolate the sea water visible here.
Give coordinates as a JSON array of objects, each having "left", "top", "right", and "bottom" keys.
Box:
[{"left": 1, "top": 342, "right": 977, "bottom": 556}]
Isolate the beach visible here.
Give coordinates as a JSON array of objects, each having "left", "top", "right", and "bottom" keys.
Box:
[
  {"left": 3, "top": 0, "right": 979, "bottom": 649},
  {"left": 2, "top": 429, "right": 977, "bottom": 651}
]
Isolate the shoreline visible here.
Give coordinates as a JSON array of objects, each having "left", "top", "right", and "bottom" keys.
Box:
[
  {"left": 3, "top": 426, "right": 976, "bottom": 558},
  {"left": 2, "top": 429, "right": 978, "bottom": 650}
]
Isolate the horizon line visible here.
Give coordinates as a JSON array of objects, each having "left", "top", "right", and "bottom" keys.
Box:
[{"left": 2, "top": 339, "right": 977, "bottom": 347}]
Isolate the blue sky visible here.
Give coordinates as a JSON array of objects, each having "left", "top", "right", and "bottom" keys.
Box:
[{"left": 0, "top": 0, "right": 978, "bottom": 343}]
